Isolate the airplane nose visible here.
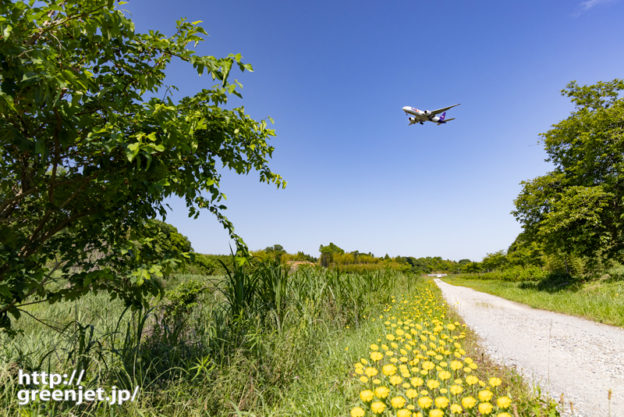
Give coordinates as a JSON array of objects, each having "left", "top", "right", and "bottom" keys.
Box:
[{"left": 402, "top": 106, "right": 411, "bottom": 112}]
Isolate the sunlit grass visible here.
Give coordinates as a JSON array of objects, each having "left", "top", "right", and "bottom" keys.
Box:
[{"left": 442, "top": 275, "right": 624, "bottom": 327}]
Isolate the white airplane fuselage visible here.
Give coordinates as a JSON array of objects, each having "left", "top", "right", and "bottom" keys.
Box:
[{"left": 402, "top": 106, "right": 445, "bottom": 124}]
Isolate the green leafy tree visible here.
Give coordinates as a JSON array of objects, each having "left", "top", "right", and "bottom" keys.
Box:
[
  {"left": 319, "top": 242, "right": 344, "bottom": 267},
  {"left": 513, "top": 79, "right": 624, "bottom": 265},
  {"left": 0, "top": 0, "right": 284, "bottom": 331}
]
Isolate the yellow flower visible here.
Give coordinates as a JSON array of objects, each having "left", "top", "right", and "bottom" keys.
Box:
[
  {"left": 418, "top": 397, "right": 433, "bottom": 409},
  {"left": 351, "top": 407, "right": 365, "bottom": 417},
  {"left": 450, "top": 360, "right": 463, "bottom": 370},
  {"left": 397, "top": 409, "right": 411, "bottom": 417},
  {"left": 371, "top": 401, "right": 386, "bottom": 414},
  {"left": 489, "top": 377, "right": 502, "bottom": 387},
  {"left": 496, "top": 396, "right": 512, "bottom": 409},
  {"left": 478, "top": 390, "right": 493, "bottom": 402},
  {"left": 370, "top": 344, "right": 379, "bottom": 350},
  {"left": 465, "top": 375, "right": 479, "bottom": 385},
  {"left": 383, "top": 364, "right": 397, "bottom": 376},
  {"left": 386, "top": 334, "right": 396, "bottom": 341},
  {"left": 370, "top": 351, "right": 384, "bottom": 362},
  {"left": 478, "top": 402, "right": 493, "bottom": 415},
  {"left": 365, "top": 367, "right": 378, "bottom": 377},
  {"left": 497, "top": 413, "right": 512, "bottom": 417},
  {"left": 422, "top": 361, "right": 435, "bottom": 370},
  {"left": 434, "top": 397, "right": 449, "bottom": 409},
  {"left": 372, "top": 378, "right": 381, "bottom": 384},
  {"left": 429, "top": 409, "right": 444, "bottom": 417},
  {"left": 391, "top": 396, "right": 406, "bottom": 409},
  {"left": 389, "top": 375, "right": 403, "bottom": 385},
  {"left": 450, "top": 403, "right": 462, "bottom": 413},
  {"left": 410, "top": 377, "right": 424, "bottom": 387},
  {"left": 450, "top": 384, "right": 463, "bottom": 395},
  {"left": 406, "top": 389, "right": 418, "bottom": 399},
  {"left": 461, "top": 396, "right": 476, "bottom": 409},
  {"left": 426, "top": 379, "right": 440, "bottom": 390},
  {"left": 360, "top": 390, "right": 374, "bottom": 402},
  {"left": 359, "top": 376, "right": 369, "bottom": 383},
  {"left": 374, "top": 386, "right": 390, "bottom": 399},
  {"left": 438, "top": 371, "right": 451, "bottom": 380}
]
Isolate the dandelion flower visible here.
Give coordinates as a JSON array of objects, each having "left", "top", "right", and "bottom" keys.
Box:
[
  {"left": 374, "top": 386, "right": 390, "bottom": 399},
  {"left": 360, "top": 390, "right": 374, "bottom": 402},
  {"left": 496, "top": 396, "right": 512, "bottom": 409},
  {"left": 450, "top": 403, "right": 462, "bottom": 413},
  {"left": 418, "top": 396, "right": 433, "bottom": 409},
  {"left": 371, "top": 401, "right": 386, "bottom": 414},
  {"left": 351, "top": 407, "right": 365, "bottom": 417},
  {"left": 426, "top": 379, "right": 440, "bottom": 390},
  {"left": 383, "top": 364, "right": 397, "bottom": 376},
  {"left": 439, "top": 371, "right": 451, "bottom": 380},
  {"left": 391, "top": 396, "right": 406, "bottom": 409},
  {"left": 389, "top": 375, "right": 403, "bottom": 385},
  {"left": 434, "top": 396, "right": 449, "bottom": 409},
  {"left": 397, "top": 409, "right": 411, "bottom": 417},
  {"left": 461, "top": 396, "right": 476, "bottom": 409},
  {"left": 465, "top": 375, "right": 479, "bottom": 385},
  {"left": 406, "top": 389, "right": 418, "bottom": 399},
  {"left": 489, "top": 377, "right": 502, "bottom": 387},
  {"left": 478, "top": 390, "right": 493, "bottom": 402},
  {"left": 365, "top": 367, "right": 378, "bottom": 377},
  {"left": 478, "top": 402, "right": 493, "bottom": 415}
]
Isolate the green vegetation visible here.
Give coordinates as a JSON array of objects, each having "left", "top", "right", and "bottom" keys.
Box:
[
  {"left": 452, "top": 80, "right": 624, "bottom": 322},
  {"left": 317, "top": 242, "right": 464, "bottom": 274},
  {"left": 0, "top": 259, "right": 405, "bottom": 416},
  {"left": 0, "top": 266, "right": 556, "bottom": 416},
  {"left": 0, "top": 0, "right": 284, "bottom": 332},
  {"left": 443, "top": 273, "right": 624, "bottom": 327}
]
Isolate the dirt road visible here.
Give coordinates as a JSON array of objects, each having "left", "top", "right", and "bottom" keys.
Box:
[{"left": 434, "top": 279, "right": 624, "bottom": 417}]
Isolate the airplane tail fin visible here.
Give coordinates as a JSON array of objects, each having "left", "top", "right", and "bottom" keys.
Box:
[
  {"left": 439, "top": 112, "right": 446, "bottom": 121},
  {"left": 437, "top": 117, "right": 455, "bottom": 125}
]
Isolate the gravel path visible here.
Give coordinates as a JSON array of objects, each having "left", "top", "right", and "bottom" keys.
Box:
[{"left": 434, "top": 279, "right": 624, "bottom": 417}]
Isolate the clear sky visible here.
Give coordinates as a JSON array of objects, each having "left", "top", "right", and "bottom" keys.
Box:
[{"left": 123, "top": 0, "right": 624, "bottom": 261}]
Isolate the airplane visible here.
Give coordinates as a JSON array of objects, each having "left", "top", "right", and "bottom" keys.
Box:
[{"left": 402, "top": 103, "right": 460, "bottom": 125}]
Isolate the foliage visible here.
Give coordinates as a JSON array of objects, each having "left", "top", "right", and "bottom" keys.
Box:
[
  {"left": 319, "top": 242, "right": 345, "bottom": 267},
  {"left": 0, "top": 262, "right": 404, "bottom": 416},
  {"left": 0, "top": 0, "right": 284, "bottom": 331},
  {"left": 513, "top": 79, "right": 624, "bottom": 264}
]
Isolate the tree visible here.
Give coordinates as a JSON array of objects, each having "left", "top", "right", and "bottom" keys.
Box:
[
  {"left": 0, "top": 0, "right": 284, "bottom": 331},
  {"left": 480, "top": 251, "right": 508, "bottom": 272},
  {"left": 318, "top": 242, "right": 344, "bottom": 267},
  {"left": 513, "top": 79, "right": 624, "bottom": 264}
]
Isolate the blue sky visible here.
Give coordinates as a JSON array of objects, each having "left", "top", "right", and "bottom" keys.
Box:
[{"left": 124, "top": 0, "right": 624, "bottom": 261}]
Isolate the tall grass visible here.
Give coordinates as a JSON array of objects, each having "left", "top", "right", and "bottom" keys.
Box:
[{"left": 0, "top": 260, "right": 405, "bottom": 416}]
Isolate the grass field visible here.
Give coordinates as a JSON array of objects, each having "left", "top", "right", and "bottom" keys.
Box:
[
  {"left": 0, "top": 265, "right": 559, "bottom": 416},
  {"left": 441, "top": 274, "right": 624, "bottom": 328}
]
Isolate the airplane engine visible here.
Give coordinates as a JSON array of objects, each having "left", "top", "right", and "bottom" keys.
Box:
[{"left": 408, "top": 117, "right": 416, "bottom": 124}]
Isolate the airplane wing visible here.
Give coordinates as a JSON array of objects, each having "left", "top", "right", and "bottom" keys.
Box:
[{"left": 430, "top": 104, "right": 460, "bottom": 115}]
